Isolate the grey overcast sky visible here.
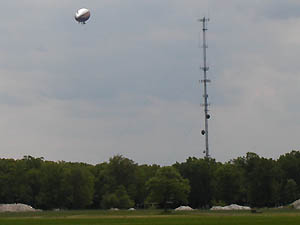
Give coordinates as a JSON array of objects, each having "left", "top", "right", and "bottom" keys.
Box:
[{"left": 0, "top": 0, "right": 299, "bottom": 165}]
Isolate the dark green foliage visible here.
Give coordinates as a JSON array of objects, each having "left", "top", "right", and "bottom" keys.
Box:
[
  {"left": 93, "top": 155, "right": 138, "bottom": 209},
  {"left": 101, "top": 186, "right": 134, "bottom": 209},
  {"left": 214, "top": 163, "right": 243, "bottom": 205},
  {"left": 146, "top": 166, "right": 190, "bottom": 209},
  {"left": 278, "top": 151, "right": 300, "bottom": 185},
  {"left": 174, "top": 157, "right": 216, "bottom": 208},
  {"left": 1, "top": 151, "right": 300, "bottom": 209},
  {"left": 236, "top": 153, "right": 280, "bottom": 207},
  {"left": 281, "top": 179, "right": 299, "bottom": 205},
  {"left": 35, "top": 161, "right": 65, "bottom": 209},
  {"left": 60, "top": 165, "right": 94, "bottom": 209}
]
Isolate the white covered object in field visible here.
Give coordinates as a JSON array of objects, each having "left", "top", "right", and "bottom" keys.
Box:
[
  {"left": 211, "top": 204, "right": 251, "bottom": 210},
  {"left": 0, "top": 203, "right": 37, "bottom": 212},
  {"left": 175, "top": 206, "right": 194, "bottom": 211},
  {"left": 291, "top": 199, "right": 300, "bottom": 209}
]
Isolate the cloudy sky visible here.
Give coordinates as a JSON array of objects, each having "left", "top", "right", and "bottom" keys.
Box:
[{"left": 0, "top": 0, "right": 299, "bottom": 165}]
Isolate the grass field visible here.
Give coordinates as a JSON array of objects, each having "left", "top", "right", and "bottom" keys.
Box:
[{"left": 0, "top": 209, "right": 300, "bottom": 225}]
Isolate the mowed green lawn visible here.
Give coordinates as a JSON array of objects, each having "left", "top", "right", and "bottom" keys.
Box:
[{"left": 0, "top": 209, "right": 300, "bottom": 225}]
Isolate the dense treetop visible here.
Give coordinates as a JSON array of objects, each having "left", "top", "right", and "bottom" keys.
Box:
[{"left": 1, "top": 151, "right": 300, "bottom": 209}]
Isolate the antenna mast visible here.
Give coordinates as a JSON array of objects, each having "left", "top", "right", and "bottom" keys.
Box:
[{"left": 199, "top": 17, "right": 210, "bottom": 158}]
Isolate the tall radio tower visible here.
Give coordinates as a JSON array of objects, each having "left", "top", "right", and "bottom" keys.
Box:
[{"left": 199, "top": 17, "right": 211, "bottom": 158}]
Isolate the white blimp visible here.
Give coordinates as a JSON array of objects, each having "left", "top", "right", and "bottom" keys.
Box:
[{"left": 75, "top": 8, "right": 91, "bottom": 24}]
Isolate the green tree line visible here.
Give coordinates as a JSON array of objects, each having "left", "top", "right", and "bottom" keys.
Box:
[{"left": 1, "top": 151, "right": 300, "bottom": 209}]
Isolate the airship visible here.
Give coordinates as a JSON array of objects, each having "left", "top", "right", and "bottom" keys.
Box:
[{"left": 75, "top": 8, "right": 90, "bottom": 24}]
